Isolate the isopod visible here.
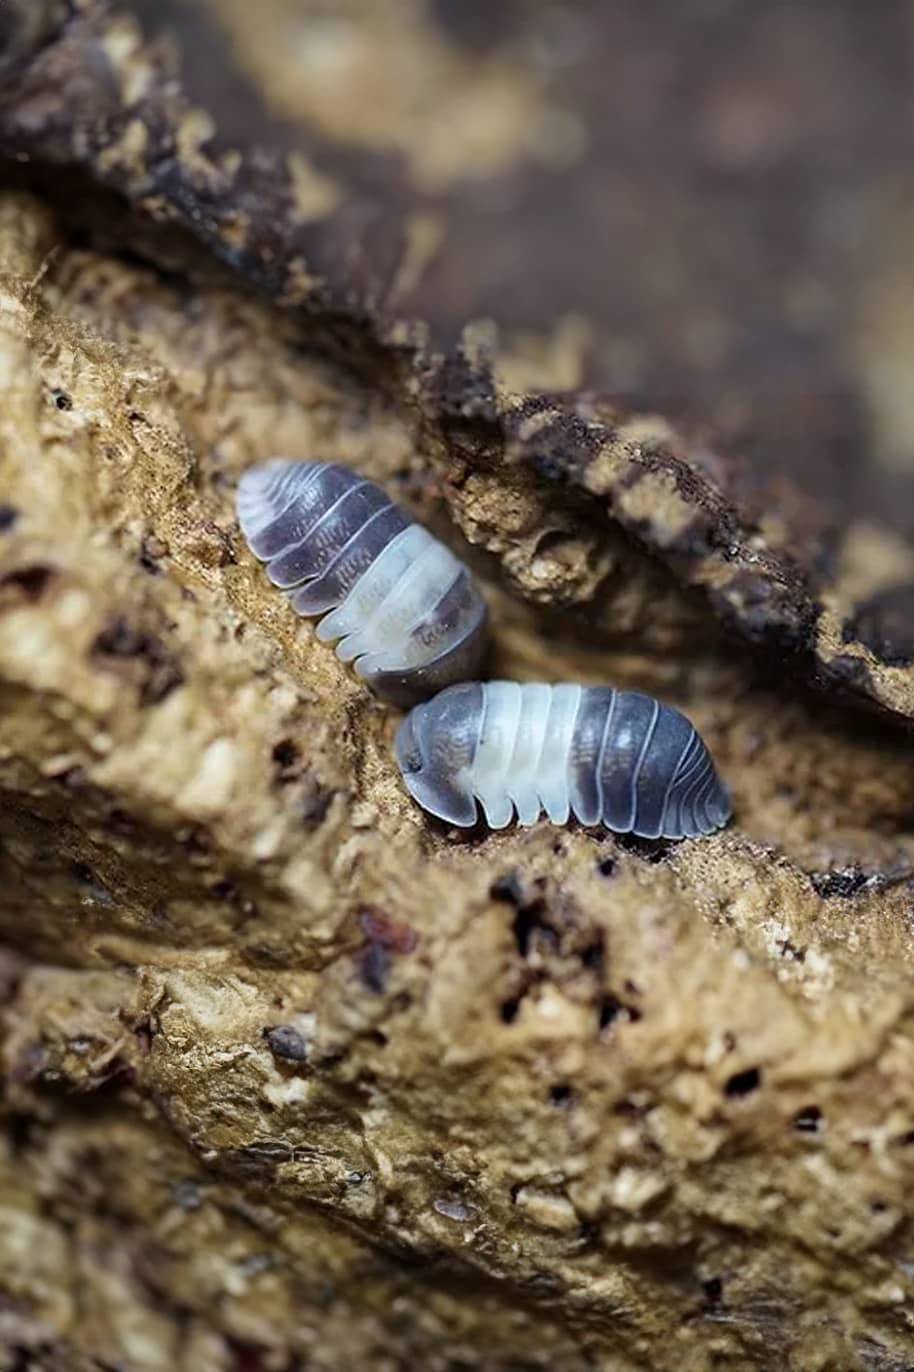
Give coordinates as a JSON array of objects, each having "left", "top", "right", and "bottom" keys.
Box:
[
  {"left": 395, "top": 682, "right": 731, "bottom": 839},
  {"left": 237, "top": 460, "right": 488, "bottom": 705}
]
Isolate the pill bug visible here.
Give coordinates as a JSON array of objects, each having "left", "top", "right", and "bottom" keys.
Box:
[
  {"left": 395, "top": 681, "right": 731, "bottom": 839},
  {"left": 237, "top": 460, "right": 488, "bottom": 706}
]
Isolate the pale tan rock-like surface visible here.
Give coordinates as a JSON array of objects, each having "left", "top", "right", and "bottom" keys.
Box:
[{"left": 3, "top": 4, "right": 914, "bottom": 1370}]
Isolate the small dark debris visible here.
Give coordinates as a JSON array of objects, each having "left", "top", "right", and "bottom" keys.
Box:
[
  {"left": 263, "top": 1024, "right": 308, "bottom": 1062},
  {"left": 209, "top": 879, "right": 238, "bottom": 902},
  {"left": 0, "top": 564, "right": 55, "bottom": 601},
  {"left": 596, "top": 855, "right": 616, "bottom": 877},
  {"left": 107, "top": 807, "right": 136, "bottom": 837},
  {"left": 0, "top": 505, "right": 19, "bottom": 532},
  {"left": 489, "top": 872, "right": 551, "bottom": 957},
  {"left": 549, "top": 1084, "right": 574, "bottom": 1108},
  {"left": 91, "top": 616, "right": 184, "bottom": 706},
  {"left": 702, "top": 1276, "right": 724, "bottom": 1309},
  {"left": 896, "top": 1129, "right": 914, "bottom": 1146},
  {"left": 725, "top": 1067, "right": 761, "bottom": 1097},
  {"left": 52, "top": 389, "right": 72, "bottom": 411},
  {"left": 71, "top": 860, "right": 94, "bottom": 884},
  {"left": 810, "top": 865, "right": 869, "bottom": 899},
  {"left": 359, "top": 907, "right": 418, "bottom": 954},
  {"left": 179, "top": 826, "right": 211, "bottom": 855},
  {"left": 793, "top": 1105, "right": 822, "bottom": 1133},
  {"left": 489, "top": 870, "right": 525, "bottom": 906},
  {"left": 777, "top": 937, "right": 806, "bottom": 962},
  {"left": 359, "top": 940, "right": 390, "bottom": 995},
  {"left": 93, "top": 618, "right": 149, "bottom": 657},
  {"left": 512, "top": 902, "right": 550, "bottom": 958},
  {"left": 870, "top": 1198, "right": 889, "bottom": 1213},
  {"left": 599, "top": 994, "right": 641, "bottom": 1030},
  {"left": 599, "top": 997, "right": 621, "bottom": 1029},
  {"left": 614, "top": 833, "right": 672, "bottom": 863},
  {"left": 271, "top": 738, "right": 299, "bottom": 775},
  {"left": 500, "top": 996, "right": 522, "bottom": 1024},
  {"left": 581, "top": 937, "right": 605, "bottom": 972}
]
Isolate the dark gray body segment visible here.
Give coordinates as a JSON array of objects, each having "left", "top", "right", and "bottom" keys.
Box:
[
  {"left": 395, "top": 682, "right": 731, "bottom": 839},
  {"left": 237, "top": 460, "right": 488, "bottom": 705}
]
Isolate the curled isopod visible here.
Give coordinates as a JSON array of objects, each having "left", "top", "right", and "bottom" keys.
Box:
[
  {"left": 237, "top": 460, "right": 488, "bottom": 706},
  {"left": 395, "top": 682, "right": 731, "bottom": 839}
]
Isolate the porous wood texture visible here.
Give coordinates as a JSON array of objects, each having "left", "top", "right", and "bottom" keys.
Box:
[{"left": 2, "top": 4, "right": 914, "bottom": 1369}]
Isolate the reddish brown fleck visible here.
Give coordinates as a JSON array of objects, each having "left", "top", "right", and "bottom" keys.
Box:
[{"left": 359, "top": 906, "right": 418, "bottom": 954}]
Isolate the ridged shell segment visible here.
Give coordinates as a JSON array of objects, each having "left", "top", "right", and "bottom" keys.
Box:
[
  {"left": 237, "top": 460, "right": 488, "bottom": 705},
  {"left": 395, "top": 682, "right": 730, "bottom": 839}
]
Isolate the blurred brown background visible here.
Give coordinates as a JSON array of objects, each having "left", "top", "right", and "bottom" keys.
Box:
[{"left": 129, "top": 0, "right": 914, "bottom": 547}]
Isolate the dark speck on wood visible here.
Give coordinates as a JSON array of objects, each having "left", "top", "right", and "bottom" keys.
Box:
[
  {"left": 0, "top": 564, "right": 55, "bottom": 602},
  {"left": 91, "top": 616, "right": 184, "bottom": 706},
  {"left": 359, "top": 907, "right": 418, "bottom": 954},
  {"left": 359, "top": 940, "right": 390, "bottom": 995},
  {"left": 263, "top": 1025, "right": 309, "bottom": 1062}
]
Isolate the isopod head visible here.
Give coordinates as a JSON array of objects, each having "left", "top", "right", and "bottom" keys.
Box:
[{"left": 395, "top": 683, "right": 483, "bottom": 826}]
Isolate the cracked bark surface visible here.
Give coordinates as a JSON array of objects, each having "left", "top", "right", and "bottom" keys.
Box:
[{"left": 3, "top": 3, "right": 914, "bottom": 1369}]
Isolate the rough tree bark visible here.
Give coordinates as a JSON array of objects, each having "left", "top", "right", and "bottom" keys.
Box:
[{"left": 2, "top": 3, "right": 914, "bottom": 1369}]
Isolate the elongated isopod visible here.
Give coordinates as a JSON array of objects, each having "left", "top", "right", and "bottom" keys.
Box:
[
  {"left": 395, "top": 682, "right": 731, "bottom": 839},
  {"left": 237, "top": 460, "right": 488, "bottom": 705}
]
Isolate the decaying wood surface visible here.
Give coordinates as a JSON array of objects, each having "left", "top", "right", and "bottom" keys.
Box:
[{"left": 3, "top": 4, "right": 914, "bottom": 1369}]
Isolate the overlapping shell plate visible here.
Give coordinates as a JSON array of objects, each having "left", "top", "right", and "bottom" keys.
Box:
[
  {"left": 237, "top": 460, "right": 488, "bottom": 706},
  {"left": 396, "top": 682, "right": 731, "bottom": 838}
]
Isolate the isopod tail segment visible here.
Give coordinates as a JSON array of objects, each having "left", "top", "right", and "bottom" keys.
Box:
[
  {"left": 395, "top": 681, "right": 732, "bottom": 840},
  {"left": 236, "top": 459, "right": 489, "bottom": 706}
]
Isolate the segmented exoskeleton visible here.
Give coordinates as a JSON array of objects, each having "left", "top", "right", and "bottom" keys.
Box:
[
  {"left": 237, "top": 460, "right": 488, "bottom": 706},
  {"left": 396, "top": 681, "right": 730, "bottom": 838}
]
